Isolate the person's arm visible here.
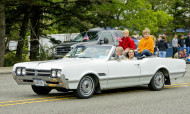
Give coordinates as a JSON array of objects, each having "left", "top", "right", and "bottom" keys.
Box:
[
  {"left": 165, "top": 42, "right": 168, "bottom": 49},
  {"left": 118, "top": 39, "right": 123, "bottom": 47},
  {"left": 178, "top": 39, "right": 181, "bottom": 47},
  {"left": 155, "top": 41, "right": 158, "bottom": 47},
  {"left": 185, "top": 38, "right": 188, "bottom": 45},
  {"left": 129, "top": 39, "right": 136, "bottom": 50},
  {"left": 137, "top": 40, "right": 142, "bottom": 53},
  {"left": 157, "top": 42, "right": 160, "bottom": 49},
  {"left": 172, "top": 39, "right": 174, "bottom": 47}
]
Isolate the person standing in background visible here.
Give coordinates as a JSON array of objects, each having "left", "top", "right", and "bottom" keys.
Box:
[
  {"left": 139, "top": 36, "right": 143, "bottom": 40},
  {"left": 178, "top": 34, "right": 185, "bottom": 50},
  {"left": 158, "top": 35, "right": 162, "bottom": 42},
  {"left": 185, "top": 33, "right": 190, "bottom": 57},
  {"left": 153, "top": 36, "right": 158, "bottom": 56},
  {"left": 172, "top": 34, "right": 178, "bottom": 58},
  {"left": 158, "top": 36, "right": 168, "bottom": 58},
  {"left": 116, "top": 47, "right": 125, "bottom": 60}
]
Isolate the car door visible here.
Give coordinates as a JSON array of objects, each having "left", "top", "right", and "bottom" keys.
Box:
[{"left": 107, "top": 59, "right": 140, "bottom": 89}]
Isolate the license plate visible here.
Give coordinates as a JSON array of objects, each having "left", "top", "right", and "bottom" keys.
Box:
[{"left": 34, "top": 79, "right": 44, "bottom": 86}]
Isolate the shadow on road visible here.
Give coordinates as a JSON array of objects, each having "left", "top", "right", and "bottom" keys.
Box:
[{"left": 26, "top": 85, "right": 151, "bottom": 98}]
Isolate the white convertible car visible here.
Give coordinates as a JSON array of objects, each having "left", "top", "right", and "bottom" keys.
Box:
[{"left": 13, "top": 45, "right": 186, "bottom": 99}]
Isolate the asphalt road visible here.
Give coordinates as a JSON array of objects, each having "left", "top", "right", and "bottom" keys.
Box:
[{"left": 0, "top": 65, "right": 190, "bottom": 114}]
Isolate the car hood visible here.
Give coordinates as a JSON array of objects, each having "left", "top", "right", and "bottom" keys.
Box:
[
  {"left": 57, "top": 42, "right": 78, "bottom": 47},
  {"left": 71, "top": 41, "right": 97, "bottom": 47},
  {"left": 13, "top": 58, "right": 101, "bottom": 71}
]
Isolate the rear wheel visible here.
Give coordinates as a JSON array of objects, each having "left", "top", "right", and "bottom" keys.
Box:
[
  {"left": 148, "top": 71, "right": 165, "bottom": 91},
  {"left": 31, "top": 85, "right": 52, "bottom": 95},
  {"left": 74, "top": 76, "right": 95, "bottom": 99}
]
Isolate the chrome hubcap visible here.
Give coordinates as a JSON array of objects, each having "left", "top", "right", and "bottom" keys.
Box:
[
  {"left": 154, "top": 73, "right": 164, "bottom": 88},
  {"left": 80, "top": 77, "right": 94, "bottom": 96}
]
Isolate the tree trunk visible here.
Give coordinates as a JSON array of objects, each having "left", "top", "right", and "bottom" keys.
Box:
[
  {"left": 16, "top": 5, "right": 30, "bottom": 58},
  {"left": 29, "top": 5, "right": 41, "bottom": 61},
  {"left": 0, "top": 0, "right": 6, "bottom": 67}
]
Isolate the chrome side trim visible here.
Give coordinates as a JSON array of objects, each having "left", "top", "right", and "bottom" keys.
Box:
[
  {"left": 170, "top": 71, "right": 186, "bottom": 77},
  {"left": 170, "top": 72, "right": 185, "bottom": 75},
  {"left": 68, "top": 74, "right": 153, "bottom": 83},
  {"left": 68, "top": 80, "right": 79, "bottom": 83},
  {"left": 99, "top": 74, "right": 153, "bottom": 81}
]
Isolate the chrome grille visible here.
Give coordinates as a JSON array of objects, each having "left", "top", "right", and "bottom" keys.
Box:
[
  {"left": 25, "top": 69, "right": 35, "bottom": 76},
  {"left": 25, "top": 69, "right": 51, "bottom": 77},
  {"left": 56, "top": 46, "right": 71, "bottom": 55}
]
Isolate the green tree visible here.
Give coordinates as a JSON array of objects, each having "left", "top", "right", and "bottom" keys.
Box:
[
  {"left": 5, "top": 0, "right": 189, "bottom": 64},
  {"left": 16, "top": 3, "right": 31, "bottom": 58},
  {"left": 120, "top": 0, "right": 173, "bottom": 35},
  {"left": 169, "top": 0, "right": 188, "bottom": 33},
  {"left": 0, "top": 0, "right": 6, "bottom": 67}
]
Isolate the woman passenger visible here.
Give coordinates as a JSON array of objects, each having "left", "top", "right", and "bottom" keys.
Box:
[{"left": 126, "top": 49, "right": 137, "bottom": 60}]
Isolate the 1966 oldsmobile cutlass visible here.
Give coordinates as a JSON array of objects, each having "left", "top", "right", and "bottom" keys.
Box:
[{"left": 13, "top": 45, "right": 186, "bottom": 99}]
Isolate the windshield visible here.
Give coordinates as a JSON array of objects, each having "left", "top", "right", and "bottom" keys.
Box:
[
  {"left": 72, "top": 31, "right": 100, "bottom": 42},
  {"left": 65, "top": 46, "right": 112, "bottom": 59}
]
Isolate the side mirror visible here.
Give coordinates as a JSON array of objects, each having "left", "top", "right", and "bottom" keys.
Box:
[
  {"left": 104, "top": 38, "right": 109, "bottom": 44},
  {"left": 99, "top": 38, "right": 109, "bottom": 45}
]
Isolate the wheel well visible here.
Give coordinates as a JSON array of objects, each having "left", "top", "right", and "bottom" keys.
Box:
[
  {"left": 158, "top": 68, "right": 169, "bottom": 77},
  {"left": 84, "top": 73, "right": 99, "bottom": 86},
  {"left": 83, "top": 73, "right": 101, "bottom": 93},
  {"left": 157, "top": 68, "right": 171, "bottom": 85}
]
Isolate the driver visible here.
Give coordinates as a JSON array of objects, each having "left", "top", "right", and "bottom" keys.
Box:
[{"left": 116, "top": 47, "right": 126, "bottom": 60}]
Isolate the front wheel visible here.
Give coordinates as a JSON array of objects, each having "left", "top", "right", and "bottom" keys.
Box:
[
  {"left": 148, "top": 71, "right": 165, "bottom": 91},
  {"left": 74, "top": 76, "right": 95, "bottom": 99},
  {"left": 31, "top": 85, "right": 52, "bottom": 95}
]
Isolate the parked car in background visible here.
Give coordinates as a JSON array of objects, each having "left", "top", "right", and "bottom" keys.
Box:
[
  {"left": 13, "top": 45, "right": 186, "bottom": 99},
  {"left": 54, "top": 30, "right": 123, "bottom": 59}
]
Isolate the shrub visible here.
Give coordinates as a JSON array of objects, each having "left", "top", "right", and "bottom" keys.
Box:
[{"left": 3, "top": 52, "right": 30, "bottom": 67}]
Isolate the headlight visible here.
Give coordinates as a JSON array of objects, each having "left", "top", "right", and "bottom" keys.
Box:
[
  {"left": 16, "top": 68, "right": 21, "bottom": 75},
  {"left": 57, "top": 70, "right": 61, "bottom": 77},
  {"left": 51, "top": 69, "right": 62, "bottom": 78},
  {"left": 51, "top": 70, "right": 57, "bottom": 77},
  {"left": 16, "top": 67, "right": 26, "bottom": 76},
  {"left": 22, "top": 68, "right": 26, "bottom": 75}
]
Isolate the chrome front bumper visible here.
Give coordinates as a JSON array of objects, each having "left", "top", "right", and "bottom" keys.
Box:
[{"left": 13, "top": 72, "right": 69, "bottom": 89}]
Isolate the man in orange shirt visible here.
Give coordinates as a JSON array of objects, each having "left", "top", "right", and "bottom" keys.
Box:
[{"left": 137, "top": 28, "right": 154, "bottom": 57}]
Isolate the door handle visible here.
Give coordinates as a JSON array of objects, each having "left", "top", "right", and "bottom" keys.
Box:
[{"left": 134, "top": 64, "right": 140, "bottom": 68}]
